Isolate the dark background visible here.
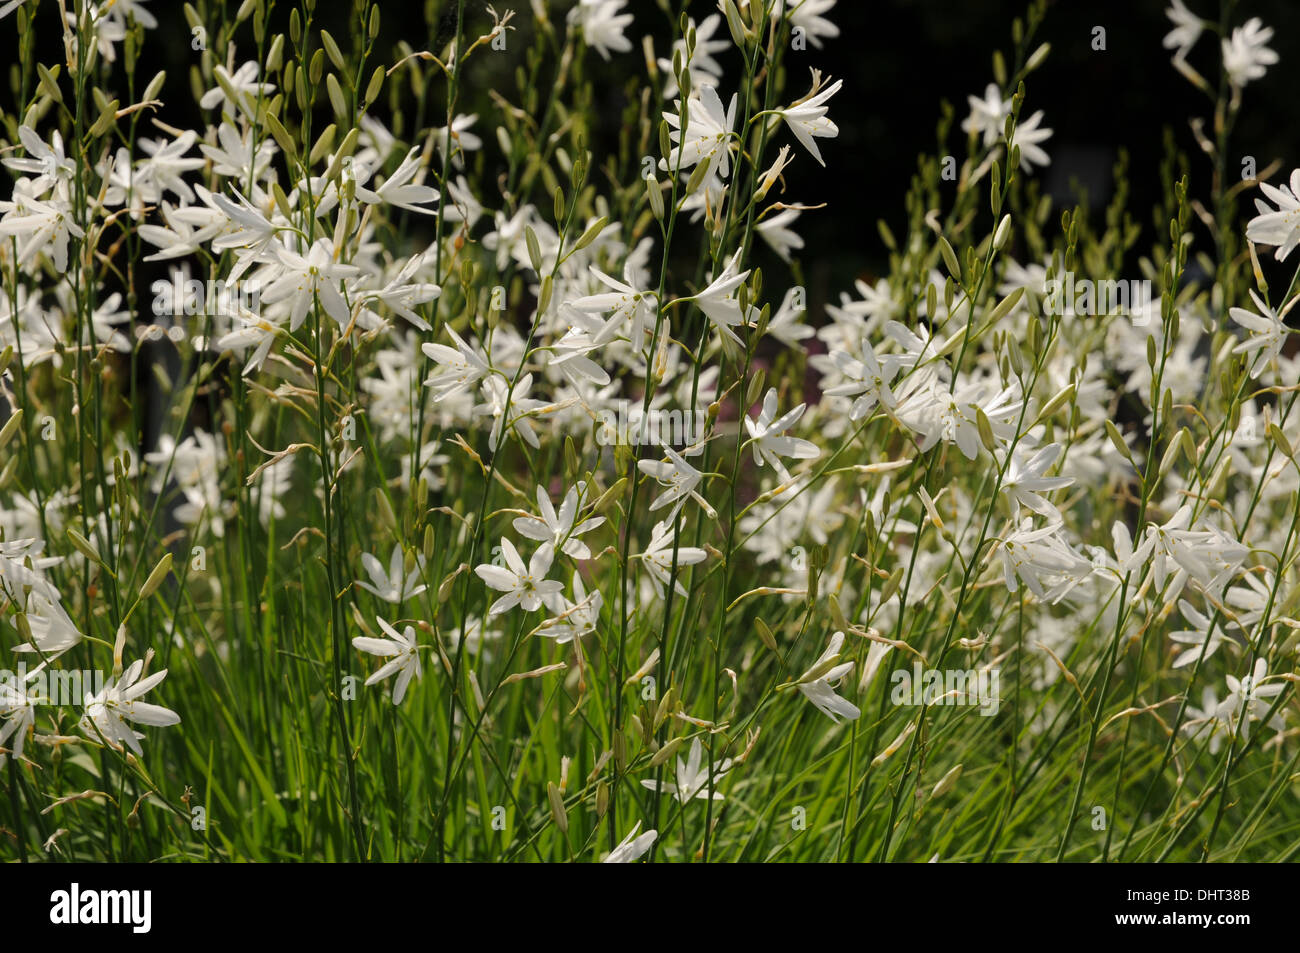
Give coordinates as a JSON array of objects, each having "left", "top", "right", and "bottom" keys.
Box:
[{"left": 10, "top": 0, "right": 1300, "bottom": 310}]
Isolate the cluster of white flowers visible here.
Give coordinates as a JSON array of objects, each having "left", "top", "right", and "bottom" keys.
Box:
[{"left": 1, "top": 0, "right": 1297, "bottom": 863}]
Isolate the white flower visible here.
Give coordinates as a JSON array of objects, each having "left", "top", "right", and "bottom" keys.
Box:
[
  {"left": 79, "top": 660, "right": 181, "bottom": 756},
  {"left": 352, "top": 617, "right": 423, "bottom": 705},
  {"left": 639, "top": 737, "right": 731, "bottom": 802},
  {"left": 778, "top": 74, "right": 842, "bottom": 167},
  {"left": 421, "top": 325, "right": 491, "bottom": 401},
  {"left": 756, "top": 208, "right": 804, "bottom": 262},
  {"left": 962, "top": 83, "right": 1011, "bottom": 147},
  {"left": 780, "top": 0, "right": 839, "bottom": 49},
  {"left": 537, "top": 573, "right": 603, "bottom": 644},
  {"left": 355, "top": 545, "right": 428, "bottom": 604},
  {"left": 745, "top": 387, "right": 821, "bottom": 480},
  {"left": 108, "top": 0, "right": 158, "bottom": 29},
  {"left": 9, "top": 589, "right": 82, "bottom": 658},
  {"left": 200, "top": 120, "right": 277, "bottom": 181},
  {"left": 199, "top": 61, "right": 276, "bottom": 117},
  {"left": 996, "top": 518, "right": 1092, "bottom": 603},
  {"left": 638, "top": 444, "right": 716, "bottom": 520},
  {"left": 1222, "top": 18, "right": 1277, "bottom": 88},
  {"left": 2, "top": 126, "right": 74, "bottom": 196},
  {"left": 690, "top": 251, "right": 760, "bottom": 345},
  {"left": 603, "top": 822, "right": 657, "bottom": 862},
  {"left": 512, "top": 483, "right": 605, "bottom": 560},
  {"left": 138, "top": 200, "right": 220, "bottom": 261},
  {"left": 1008, "top": 110, "right": 1052, "bottom": 172},
  {"left": 1000, "top": 442, "right": 1073, "bottom": 518},
  {"left": 1215, "top": 658, "right": 1286, "bottom": 738},
  {"left": 206, "top": 185, "right": 279, "bottom": 278},
  {"left": 1182, "top": 686, "right": 1228, "bottom": 754},
  {"left": 215, "top": 308, "right": 281, "bottom": 376},
  {"left": 766, "top": 285, "right": 815, "bottom": 347},
  {"left": 354, "top": 146, "right": 440, "bottom": 215},
  {"left": 1120, "top": 506, "right": 1227, "bottom": 603},
  {"left": 572, "top": 0, "right": 633, "bottom": 61},
  {"left": 136, "top": 131, "right": 206, "bottom": 203},
  {"left": 475, "top": 538, "right": 564, "bottom": 615},
  {"left": 1163, "top": 0, "right": 1204, "bottom": 60},
  {"left": 661, "top": 85, "right": 737, "bottom": 180},
  {"left": 795, "top": 631, "right": 860, "bottom": 723},
  {"left": 0, "top": 669, "right": 37, "bottom": 768},
  {"left": 1224, "top": 570, "right": 1276, "bottom": 632},
  {"left": 0, "top": 193, "right": 85, "bottom": 273},
  {"left": 261, "top": 238, "right": 359, "bottom": 330},
  {"left": 1246, "top": 168, "right": 1300, "bottom": 262},
  {"left": 434, "top": 114, "right": 483, "bottom": 167},
  {"left": 548, "top": 321, "right": 614, "bottom": 387},
  {"left": 822, "top": 343, "right": 896, "bottom": 420},
  {"left": 473, "top": 372, "right": 556, "bottom": 453},
  {"left": 362, "top": 251, "right": 441, "bottom": 330},
  {"left": 656, "top": 14, "right": 729, "bottom": 98},
  {"left": 1229, "top": 289, "right": 1287, "bottom": 368},
  {"left": 1169, "top": 599, "right": 1229, "bottom": 669},
  {"left": 636, "top": 520, "right": 707, "bottom": 597},
  {"left": 571, "top": 266, "right": 659, "bottom": 345},
  {"left": 901, "top": 377, "right": 1022, "bottom": 462}
]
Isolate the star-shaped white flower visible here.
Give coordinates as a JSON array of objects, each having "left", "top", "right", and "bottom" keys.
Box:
[
  {"left": 475, "top": 538, "right": 564, "bottom": 615},
  {"left": 355, "top": 544, "right": 428, "bottom": 604},
  {"left": 353, "top": 617, "right": 423, "bottom": 704},
  {"left": 744, "top": 387, "right": 821, "bottom": 480},
  {"left": 778, "top": 74, "right": 842, "bottom": 167},
  {"left": 512, "top": 483, "right": 605, "bottom": 560},
  {"left": 639, "top": 737, "right": 731, "bottom": 802},
  {"left": 795, "top": 631, "right": 860, "bottom": 723},
  {"left": 1246, "top": 168, "right": 1300, "bottom": 262},
  {"left": 79, "top": 660, "right": 181, "bottom": 756}
]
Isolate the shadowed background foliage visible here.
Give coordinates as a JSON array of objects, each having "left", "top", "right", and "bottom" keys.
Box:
[{"left": 8, "top": 0, "right": 1300, "bottom": 336}]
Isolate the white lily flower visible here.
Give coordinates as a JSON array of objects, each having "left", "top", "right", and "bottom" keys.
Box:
[
  {"left": 79, "top": 660, "right": 181, "bottom": 756},
  {"left": 353, "top": 618, "right": 423, "bottom": 705}
]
